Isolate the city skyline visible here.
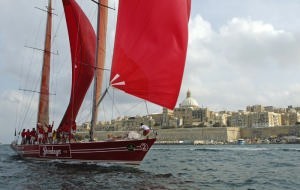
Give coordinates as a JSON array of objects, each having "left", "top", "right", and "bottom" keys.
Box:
[{"left": 2, "top": 0, "right": 300, "bottom": 143}]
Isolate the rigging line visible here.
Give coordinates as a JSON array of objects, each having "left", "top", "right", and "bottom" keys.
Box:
[
  {"left": 19, "top": 90, "right": 36, "bottom": 130},
  {"left": 52, "top": 7, "right": 67, "bottom": 77},
  {"left": 24, "top": 45, "right": 59, "bottom": 55},
  {"left": 19, "top": 43, "right": 41, "bottom": 130},
  {"left": 23, "top": 19, "right": 42, "bottom": 91},
  {"left": 84, "top": 0, "right": 97, "bottom": 23},
  {"left": 103, "top": 88, "right": 121, "bottom": 118},
  {"left": 16, "top": 49, "right": 33, "bottom": 131},
  {"left": 50, "top": 4, "right": 65, "bottom": 122},
  {"left": 34, "top": 6, "right": 58, "bottom": 16},
  {"left": 98, "top": 67, "right": 110, "bottom": 122},
  {"left": 50, "top": 0, "right": 65, "bottom": 128},
  {"left": 80, "top": 62, "right": 110, "bottom": 71},
  {"left": 112, "top": 88, "right": 114, "bottom": 120},
  {"left": 18, "top": 44, "right": 37, "bottom": 130},
  {"left": 19, "top": 88, "right": 56, "bottom": 95},
  {"left": 77, "top": 83, "right": 93, "bottom": 125},
  {"left": 144, "top": 101, "right": 150, "bottom": 116},
  {"left": 124, "top": 100, "right": 145, "bottom": 115},
  {"left": 96, "top": 86, "right": 110, "bottom": 108},
  {"left": 100, "top": 96, "right": 107, "bottom": 122},
  {"left": 51, "top": 6, "right": 63, "bottom": 45},
  {"left": 90, "top": 0, "right": 116, "bottom": 10}
]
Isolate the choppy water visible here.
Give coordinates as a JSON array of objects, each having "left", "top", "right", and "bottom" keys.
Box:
[{"left": 1, "top": 144, "right": 300, "bottom": 190}]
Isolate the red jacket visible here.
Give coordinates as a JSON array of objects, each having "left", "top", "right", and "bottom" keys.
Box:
[
  {"left": 25, "top": 130, "right": 31, "bottom": 139},
  {"left": 38, "top": 127, "right": 44, "bottom": 134},
  {"left": 30, "top": 130, "right": 37, "bottom": 139},
  {"left": 21, "top": 130, "right": 26, "bottom": 138}
]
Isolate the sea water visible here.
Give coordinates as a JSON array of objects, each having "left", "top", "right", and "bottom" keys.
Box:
[{"left": 0, "top": 144, "right": 299, "bottom": 190}]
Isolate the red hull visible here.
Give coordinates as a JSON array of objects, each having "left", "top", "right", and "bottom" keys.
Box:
[{"left": 11, "top": 138, "right": 156, "bottom": 165}]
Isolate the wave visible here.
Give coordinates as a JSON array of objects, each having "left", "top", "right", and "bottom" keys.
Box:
[
  {"left": 280, "top": 148, "right": 300, "bottom": 152},
  {"left": 153, "top": 146, "right": 269, "bottom": 152}
]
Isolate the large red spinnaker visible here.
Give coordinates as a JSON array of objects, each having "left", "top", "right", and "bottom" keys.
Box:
[
  {"left": 58, "top": 0, "right": 96, "bottom": 132},
  {"left": 110, "top": 0, "right": 191, "bottom": 110}
]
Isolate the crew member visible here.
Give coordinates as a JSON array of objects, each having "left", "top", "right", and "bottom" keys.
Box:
[
  {"left": 140, "top": 123, "right": 150, "bottom": 137},
  {"left": 21, "top": 129, "right": 26, "bottom": 144},
  {"left": 37, "top": 123, "right": 44, "bottom": 144},
  {"left": 25, "top": 129, "right": 31, "bottom": 144},
  {"left": 47, "top": 122, "right": 53, "bottom": 144},
  {"left": 30, "top": 128, "right": 37, "bottom": 144}
]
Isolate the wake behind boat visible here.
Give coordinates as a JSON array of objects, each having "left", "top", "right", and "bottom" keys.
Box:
[{"left": 11, "top": 0, "right": 190, "bottom": 164}]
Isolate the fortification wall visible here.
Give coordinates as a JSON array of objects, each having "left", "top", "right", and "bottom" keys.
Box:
[
  {"left": 85, "top": 127, "right": 240, "bottom": 142},
  {"left": 240, "top": 126, "right": 300, "bottom": 138},
  {"left": 156, "top": 127, "right": 240, "bottom": 142},
  {"left": 78, "top": 126, "right": 299, "bottom": 142}
]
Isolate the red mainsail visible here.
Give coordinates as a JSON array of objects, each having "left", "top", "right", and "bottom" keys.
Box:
[
  {"left": 58, "top": 0, "right": 96, "bottom": 132},
  {"left": 110, "top": 0, "right": 191, "bottom": 110}
]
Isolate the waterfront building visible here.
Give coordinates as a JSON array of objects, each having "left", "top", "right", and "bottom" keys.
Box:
[
  {"left": 287, "top": 105, "right": 300, "bottom": 113},
  {"left": 149, "top": 112, "right": 163, "bottom": 127},
  {"left": 74, "top": 93, "right": 300, "bottom": 143},
  {"left": 77, "top": 115, "right": 156, "bottom": 132},
  {"left": 264, "top": 106, "right": 286, "bottom": 113},
  {"left": 228, "top": 109, "right": 282, "bottom": 128},
  {"left": 207, "top": 112, "right": 230, "bottom": 127},
  {"left": 249, "top": 111, "right": 281, "bottom": 128},
  {"left": 281, "top": 110, "right": 300, "bottom": 126},
  {"left": 228, "top": 111, "right": 250, "bottom": 128},
  {"left": 76, "top": 94, "right": 300, "bottom": 135},
  {"left": 161, "top": 108, "right": 181, "bottom": 128},
  {"left": 246, "top": 105, "right": 264, "bottom": 112},
  {"left": 179, "top": 89, "right": 199, "bottom": 109},
  {"left": 77, "top": 122, "right": 91, "bottom": 132},
  {"left": 173, "top": 90, "right": 213, "bottom": 127}
]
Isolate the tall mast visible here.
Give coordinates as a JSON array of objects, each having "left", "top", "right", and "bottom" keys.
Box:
[
  {"left": 90, "top": 0, "right": 108, "bottom": 141},
  {"left": 37, "top": 0, "right": 52, "bottom": 127}
]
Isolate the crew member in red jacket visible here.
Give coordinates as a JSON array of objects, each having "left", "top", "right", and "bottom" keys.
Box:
[
  {"left": 25, "top": 129, "right": 31, "bottom": 144},
  {"left": 37, "top": 123, "right": 44, "bottom": 144},
  {"left": 47, "top": 122, "right": 53, "bottom": 144},
  {"left": 30, "top": 128, "right": 37, "bottom": 144}
]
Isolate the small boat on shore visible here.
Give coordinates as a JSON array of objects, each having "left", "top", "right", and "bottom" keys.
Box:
[{"left": 237, "top": 139, "right": 245, "bottom": 145}]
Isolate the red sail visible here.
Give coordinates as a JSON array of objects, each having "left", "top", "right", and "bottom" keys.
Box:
[
  {"left": 110, "top": 0, "right": 191, "bottom": 110},
  {"left": 58, "top": 0, "right": 96, "bottom": 132}
]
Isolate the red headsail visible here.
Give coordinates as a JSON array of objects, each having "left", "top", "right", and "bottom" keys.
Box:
[
  {"left": 110, "top": 0, "right": 191, "bottom": 110},
  {"left": 58, "top": 0, "right": 96, "bottom": 132}
]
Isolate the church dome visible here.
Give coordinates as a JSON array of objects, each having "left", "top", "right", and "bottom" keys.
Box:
[{"left": 180, "top": 90, "right": 199, "bottom": 108}]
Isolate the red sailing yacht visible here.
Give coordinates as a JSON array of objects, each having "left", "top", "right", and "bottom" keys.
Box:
[{"left": 11, "top": 0, "right": 191, "bottom": 164}]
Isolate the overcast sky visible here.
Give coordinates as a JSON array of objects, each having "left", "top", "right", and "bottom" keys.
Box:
[{"left": 1, "top": 0, "right": 300, "bottom": 143}]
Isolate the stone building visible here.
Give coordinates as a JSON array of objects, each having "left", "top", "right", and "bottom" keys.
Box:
[
  {"left": 78, "top": 115, "right": 156, "bottom": 132},
  {"left": 246, "top": 105, "right": 264, "bottom": 112},
  {"left": 264, "top": 106, "right": 286, "bottom": 113},
  {"left": 161, "top": 108, "right": 182, "bottom": 128},
  {"left": 213, "top": 111, "right": 231, "bottom": 127},
  {"left": 172, "top": 90, "right": 213, "bottom": 127},
  {"left": 281, "top": 110, "right": 300, "bottom": 126},
  {"left": 228, "top": 111, "right": 250, "bottom": 128},
  {"left": 249, "top": 111, "right": 281, "bottom": 128},
  {"left": 228, "top": 108, "right": 282, "bottom": 128}
]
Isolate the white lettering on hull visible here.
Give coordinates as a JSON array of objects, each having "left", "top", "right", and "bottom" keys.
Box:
[{"left": 42, "top": 146, "right": 62, "bottom": 157}]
